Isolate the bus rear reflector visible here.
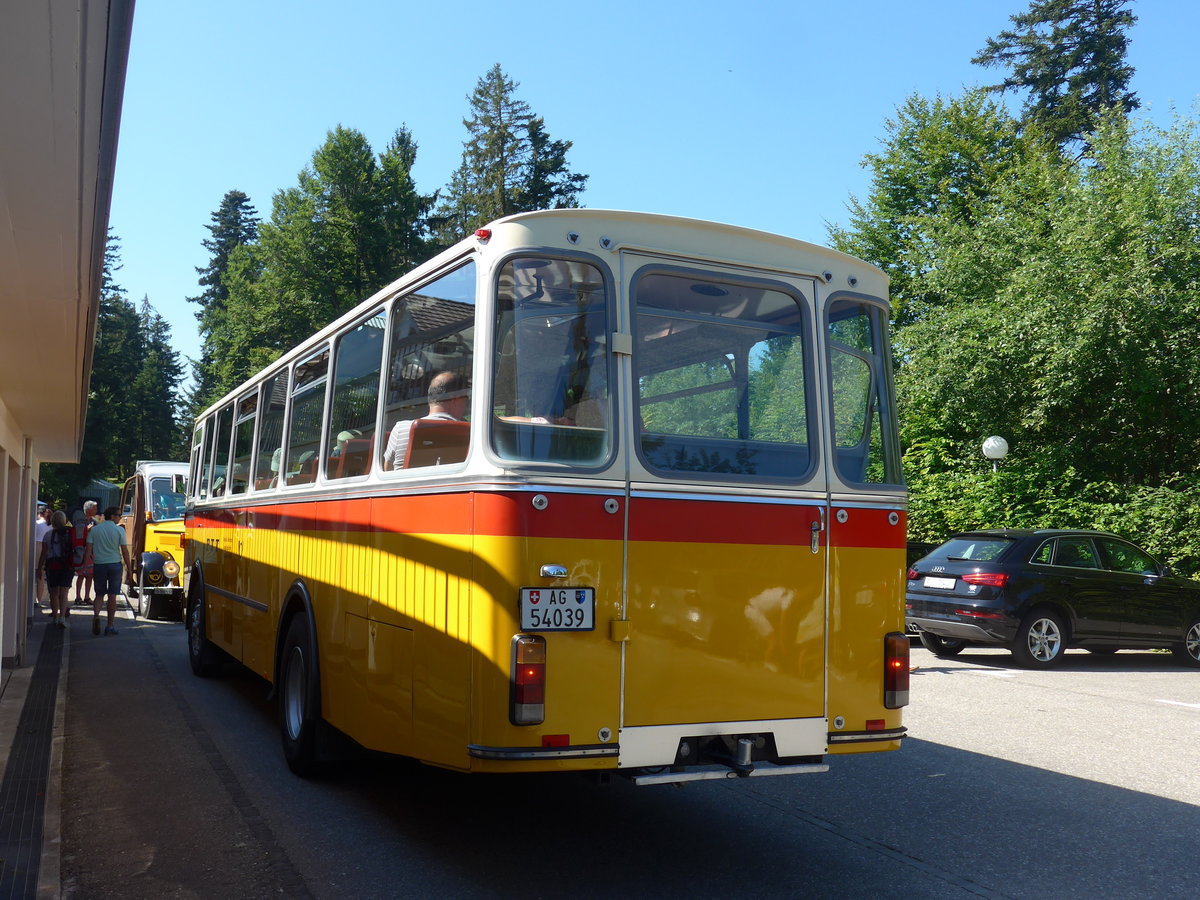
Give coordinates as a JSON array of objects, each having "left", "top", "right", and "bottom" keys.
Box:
[
  {"left": 884, "top": 632, "right": 909, "bottom": 709},
  {"left": 511, "top": 635, "right": 546, "bottom": 725}
]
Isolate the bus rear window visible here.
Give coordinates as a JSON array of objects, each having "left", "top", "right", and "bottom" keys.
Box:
[
  {"left": 491, "top": 257, "right": 612, "bottom": 465},
  {"left": 634, "top": 272, "right": 811, "bottom": 480}
]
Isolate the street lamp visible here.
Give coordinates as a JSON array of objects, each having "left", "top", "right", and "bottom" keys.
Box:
[{"left": 982, "top": 435, "right": 1009, "bottom": 473}]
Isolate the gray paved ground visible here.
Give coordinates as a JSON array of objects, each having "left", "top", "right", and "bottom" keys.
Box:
[{"left": 55, "top": 594, "right": 305, "bottom": 898}]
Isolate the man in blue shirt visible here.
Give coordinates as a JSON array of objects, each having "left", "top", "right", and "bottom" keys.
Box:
[{"left": 85, "top": 506, "right": 131, "bottom": 635}]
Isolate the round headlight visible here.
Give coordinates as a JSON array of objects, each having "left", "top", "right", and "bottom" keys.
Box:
[{"left": 163, "top": 560, "right": 181, "bottom": 579}]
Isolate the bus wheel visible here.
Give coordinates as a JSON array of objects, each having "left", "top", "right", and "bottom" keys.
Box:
[
  {"left": 280, "top": 614, "right": 321, "bottom": 776},
  {"left": 918, "top": 632, "right": 966, "bottom": 657},
  {"left": 187, "top": 581, "right": 221, "bottom": 677}
]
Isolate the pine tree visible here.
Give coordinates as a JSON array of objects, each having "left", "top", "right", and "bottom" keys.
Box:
[
  {"left": 135, "top": 297, "right": 187, "bottom": 459},
  {"left": 972, "top": 0, "right": 1139, "bottom": 149},
  {"left": 189, "top": 190, "right": 259, "bottom": 413},
  {"left": 434, "top": 64, "right": 587, "bottom": 246}
]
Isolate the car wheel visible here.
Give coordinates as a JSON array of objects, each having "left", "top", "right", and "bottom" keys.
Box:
[
  {"left": 1011, "top": 609, "right": 1066, "bottom": 668},
  {"left": 138, "top": 571, "right": 153, "bottom": 620},
  {"left": 280, "top": 614, "right": 322, "bottom": 776},
  {"left": 918, "top": 631, "right": 966, "bottom": 657},
  {"left": 187, "top": 579, "right": 221, "bottom": 677},
  {"left": 1171, "top": 618, "right": 1200, "bottom": 668}
]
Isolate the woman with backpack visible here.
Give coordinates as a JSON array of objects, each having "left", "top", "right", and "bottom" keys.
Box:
[{"left": 38, "top": 509, "right": 74, "bottom": 628}]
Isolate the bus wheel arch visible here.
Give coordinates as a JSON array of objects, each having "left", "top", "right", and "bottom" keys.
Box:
[
  {"left": 186, "top": 566, "right": 222, "bottom": 677},
  {"left": 277, "top": 582, "right": 322, "bottom": 776}
]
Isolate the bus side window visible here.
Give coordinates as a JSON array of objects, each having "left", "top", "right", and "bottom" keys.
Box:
[
  {"left": 380, "top": 263, "right": 476, "bottom": 473},
  {"left": 256, "top": 373, "right": 286, "bottom": 490},
  {"left": 326, "top": 310, "right": 385, "bottom": 481},
  {"left": 285, "top": 348, "right": 329, "bottom": 487}
]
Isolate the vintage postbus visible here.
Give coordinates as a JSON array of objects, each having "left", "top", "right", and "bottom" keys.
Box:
[
  {"left": 185, "top": 209, "right": 908, "bottom": 782},
  {"left": 119, "top": 459, "right": 188, "bottom": 620}
]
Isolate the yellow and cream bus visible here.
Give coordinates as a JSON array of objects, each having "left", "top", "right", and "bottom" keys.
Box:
[{"left": 185, "top": 209, "right": 909, "bottom": 782}]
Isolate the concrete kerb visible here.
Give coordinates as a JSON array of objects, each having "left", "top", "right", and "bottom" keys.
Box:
[{"left": 36, "top": 617, "right": 68, "bottom": 900}]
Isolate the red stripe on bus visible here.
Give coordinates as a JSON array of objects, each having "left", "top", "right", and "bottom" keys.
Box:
[
  {"left": 188, "top": 493, "right": 905, "bottom": 548},
  {"left": 627, "top": 497, "right": 816, "bottom": 545},
  {"left": 829, "top": 507, "right": 906, "bottom": 549}
]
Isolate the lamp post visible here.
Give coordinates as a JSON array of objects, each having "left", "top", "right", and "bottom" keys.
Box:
[{"left": 982, "top": 436, "right": 1009, "bottom": 473}]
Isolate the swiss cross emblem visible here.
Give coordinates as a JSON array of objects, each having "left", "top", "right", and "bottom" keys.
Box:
[{"left": 529, "top": 590, "right": 541, "bottom": 604}]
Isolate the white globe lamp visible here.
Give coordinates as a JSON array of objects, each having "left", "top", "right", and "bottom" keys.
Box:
[{"left": 982, "top": 436, "right": 1009, "bottom": 472}]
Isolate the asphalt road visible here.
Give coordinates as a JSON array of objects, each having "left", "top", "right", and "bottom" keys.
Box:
[{"left": 61, "top": 621, "right": 1200, "bottom": 898}]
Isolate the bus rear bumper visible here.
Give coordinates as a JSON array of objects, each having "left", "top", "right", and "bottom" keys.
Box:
[{"left": 630, "top": 761, "right": 829, "bottom": 785}]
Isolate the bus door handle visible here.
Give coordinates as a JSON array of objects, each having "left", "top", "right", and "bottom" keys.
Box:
[
  {"left": 811, "top": 510, "right": 826, "bottom": 554},
  {"left": 540, "top": 564, "right": 568, "bottom": 578}
]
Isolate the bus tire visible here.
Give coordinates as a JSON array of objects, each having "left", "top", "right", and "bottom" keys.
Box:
[
  {"left": 187, "top": 579, "right": 221, "bottom": 677},
  {"left": 280, "top": 613, "right": 322, "bottom": 776}
]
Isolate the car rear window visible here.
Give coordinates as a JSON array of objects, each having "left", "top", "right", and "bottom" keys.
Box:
[{"left": 926, "top": 537, "right": 1013, "bottom": 562}]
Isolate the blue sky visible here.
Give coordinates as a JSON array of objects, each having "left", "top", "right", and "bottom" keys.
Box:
[{"left": 108, "top": 1, "right": 1200, "bottom": 369}]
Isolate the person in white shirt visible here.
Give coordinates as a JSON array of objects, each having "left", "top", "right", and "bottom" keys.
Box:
[
  {"left": 33, "top": 506, "right": 51, "bottom": 606},
  {"left": 384, "top": 371, "right": 469, "bottom": 470}
]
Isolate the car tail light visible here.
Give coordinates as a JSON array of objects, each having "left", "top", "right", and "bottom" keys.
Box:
[
  {"left": 961, "top": 572, "right": 1009, "bottom": 587},
  {"left": 510, "top": 635, "right": 546, "bottom": 725},
  {"left": 906, "top": 567, "right": 919, "bottom": 580},
  {"left": 955, "top": 608, "right": 1007, "bottom": 620},
  {"left": 884, "top": 632, "right": 909, "bottom": 708}
]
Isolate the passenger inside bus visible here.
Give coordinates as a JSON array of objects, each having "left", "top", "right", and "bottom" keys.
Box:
[{"left": 383, "top": 370, "right": 470, "bottom": 469}]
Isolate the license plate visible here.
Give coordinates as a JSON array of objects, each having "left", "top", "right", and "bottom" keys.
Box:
[
  {"left": 520, "top": 587, "right": 595, "bottom": 631},
  {"left": 924, "top": 576, "right": 956, "bottom": 590}
]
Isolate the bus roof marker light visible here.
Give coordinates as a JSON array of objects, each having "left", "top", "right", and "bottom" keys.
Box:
[{"left": 475, "top": 228, "right": 492, "bottom": 241}]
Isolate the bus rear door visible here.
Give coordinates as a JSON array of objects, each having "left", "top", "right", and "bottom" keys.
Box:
[{"left": 618, "top": 261, "right": 829, "bottom": 765}]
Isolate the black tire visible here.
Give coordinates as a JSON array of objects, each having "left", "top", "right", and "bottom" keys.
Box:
[
  {"left": 280, "top": 614, "right": 322, "bottom": 776},
  {"left": 138, "top": 571, "right": 153, "bottom": 620},
  {"left": 918, "top": 631, "right": 967, "bottom": 657},
  {"left": 187, "top": 578, "right": 221, "bottom": 677},
  {"left": 1011, "top": 609, "right": 1067, "bottom": 668},
  {"left": 1171, "top": 618, "right": 1200, "bottom": 668}
]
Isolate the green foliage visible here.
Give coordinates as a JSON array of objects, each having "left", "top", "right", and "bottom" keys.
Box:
[
  {"left": 973, "top": 0, "right": 1139, "bottom": 149},
  {"left": 204, "top": 126, "right": 436, "bottom": 403},
  {"left": 434, "top": 64, "right": 587, "bottom": 246},
  {"left": 189, "top": 190, "right": 259, "bottom": 414},
  {"left": 41, "top": 235, "right": 187, "bottom": 504},
  {"left": 829, "top": 92, "right": 1034, "bottom": 326}
]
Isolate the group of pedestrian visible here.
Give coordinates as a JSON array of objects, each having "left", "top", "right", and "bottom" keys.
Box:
[{"left": 35, "top": 501, "right": 130, "bottom": 635}]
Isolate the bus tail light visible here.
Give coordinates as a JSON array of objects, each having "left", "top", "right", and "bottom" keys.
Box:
[
  {"left": 510, "top": 635, "right": 546, "bottom": 725},
  {"left": 884, "top": 632, "right": 909, "bottom": 708}
]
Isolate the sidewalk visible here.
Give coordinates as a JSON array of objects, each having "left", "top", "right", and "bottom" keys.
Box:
[
  {"left": 1, "top": 587, "right": 309, "bottom": 899},
  {"left": 0, "top": 600, "right": 67, "bottom": 899}
]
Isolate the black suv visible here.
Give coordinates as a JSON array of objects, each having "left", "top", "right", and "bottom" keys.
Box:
[{"left": 906, "top": 529, "right": 1200, "bottom": 668}]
